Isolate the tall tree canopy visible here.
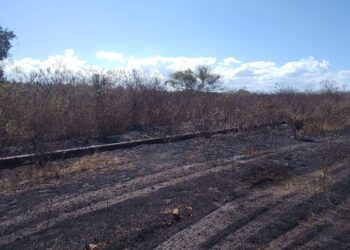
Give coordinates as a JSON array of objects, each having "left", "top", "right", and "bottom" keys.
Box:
[
  {"left": 0, "top": 26, "right": 16, "bottom": 61},
  {"left": 0, "top": 26, "right": 16, "bottom": 80},
  {"left": 167, "top": 66, "right": 220, "bottom": 92}
]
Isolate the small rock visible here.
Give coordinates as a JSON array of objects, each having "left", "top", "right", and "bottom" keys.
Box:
[
  {"left": 171, "top": 208, "right": 180, "bottom": 218},
  {"left": 86, "top": 244, "right": 101, "bottom": 250},
  {"left": 170, "top": 207, "right": 181, "bottom": 221}
]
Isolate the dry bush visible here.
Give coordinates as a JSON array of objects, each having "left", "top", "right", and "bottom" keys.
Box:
[{"left": 1, "top": 69, "right": 350, "bottom": 155}]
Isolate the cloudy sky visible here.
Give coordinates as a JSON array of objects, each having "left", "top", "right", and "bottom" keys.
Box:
[{"left": 2, "top": 0, "right": 350, "bottom": 91}]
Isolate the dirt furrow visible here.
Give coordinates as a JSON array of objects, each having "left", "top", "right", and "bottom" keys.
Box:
[
  {"left": 155, "top": 190, "right": 293, "bottom": 250},
  {"left": 0, "top": 153, "right": 251, "bottom": 234},
  {"left": 0, "top": 142, "right": 312, "bottom": 238},
  {"left": 263, "top": 200, "right": 350, "bottom": 249},
  {"left": 0, "top": 162, "right": 242, "bottom": 246},
  {"left": 214, "top": 170, "right": 350, "bottom": 250},
  {"left": 207, "top": 196, "right": 307, "bottom": 250},
  {"left": 0, "top": 141, "right": 316, "bottom": 247},
  {"left": 0, "top": 158, "right": 225, "bottom": 231},
  {"left": 155, "top": 159, "right": 350, "bottom": 250},
  {"left": 295, "top": 199, "right": 350, "bottom": 249}
]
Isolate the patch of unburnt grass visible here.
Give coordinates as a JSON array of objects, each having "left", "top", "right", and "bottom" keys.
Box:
[{"left": 0, "top": 153, "right": 124, "bottom": 193}]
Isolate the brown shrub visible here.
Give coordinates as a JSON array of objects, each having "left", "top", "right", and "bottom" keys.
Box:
[{"left": 1, "top": 71, "right": 350, "bottom": 154}]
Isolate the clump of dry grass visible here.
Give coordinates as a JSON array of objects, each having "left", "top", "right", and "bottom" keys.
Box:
[
  {"left": 0, "top": 153, "right": 124, "bottom": 193},
  {"left": 243, "top": 147, "right": 264, "bottom": 157},
  {"left": 59, "top": 153, "right": 125, "bottom": 175}
]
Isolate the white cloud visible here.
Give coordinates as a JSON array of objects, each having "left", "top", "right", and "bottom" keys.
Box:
[
  {"left": 3, "top": 49, "right": 350, "bottom": 91},
  {"left": 277, "top": 57, "right": 330, "bottom": 78},
  {"left": 96, "top": 51, "right": 125, "bottom": 63},
  {"left": 4, "top": 49, "right": 96, "bottom": 75},
  {"left": 215, "top": 57, "right": 348, "bottom": 91},
  {"left": 222, "top": 57, "right": 242, "bottom": 65},
  {"left": 126, "top": 55, "right": 217, "bottom": 76},
  {"left": 233, "top": 61, "right": 277, "bottom": 77}
]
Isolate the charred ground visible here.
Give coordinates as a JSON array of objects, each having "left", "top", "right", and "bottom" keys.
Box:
[{"left": 0, "top": 124, "right": 349, "bottom": 249}]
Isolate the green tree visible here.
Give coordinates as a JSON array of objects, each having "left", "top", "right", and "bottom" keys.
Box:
[
  {"left": 196, "top": 65, "right": 221, "bottom": 91},
  {"left": 0, "top": 26, "right": 16, "bottom": 81},
  {"left": 167, "top": 65, "right": 220, "bottom": 92}
]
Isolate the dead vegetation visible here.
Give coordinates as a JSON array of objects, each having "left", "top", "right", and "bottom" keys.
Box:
[
  {"left": 0, "top": 153, "right": 124, "bottom": 193},
  {"left": 1, "top": 122, "right": 350, "bottom": 249},
  {"left": 1, "top": 69, "right": 349, "bottom": 157}
]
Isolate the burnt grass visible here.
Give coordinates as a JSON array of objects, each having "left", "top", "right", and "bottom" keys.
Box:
[
  {"left": 5, "top": 170, "right": 244, "bottom": 250},
  {"left": 1, "top": 124, "right": 350, "bottom": 249}
]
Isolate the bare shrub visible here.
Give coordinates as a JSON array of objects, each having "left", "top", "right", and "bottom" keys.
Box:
[{"left": 1, "top": 68, "right": 350, "bottom": 156}]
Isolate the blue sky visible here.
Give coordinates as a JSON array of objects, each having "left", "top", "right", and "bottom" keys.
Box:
[{"left": 2, "top": 0, "right": 350, "bottom": 90}]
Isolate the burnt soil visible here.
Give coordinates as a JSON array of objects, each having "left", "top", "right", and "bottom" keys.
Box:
[{"left": 0, "top": 124, "right": 350, "bottom": 249}]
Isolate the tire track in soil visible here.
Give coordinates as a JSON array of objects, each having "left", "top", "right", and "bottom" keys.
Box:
[
  {"left": 263, "top": 199, "right": 350, "bottom": 249},
  {"left": 205, "top": 196, "right": 308, "bottom": 250},
  {"left": 209, "top": 160, "right": 350, "bottom": 249},
  {"left": 0, "top": 142, "right": 314, "bottom": 247},
  {"left": 0, "top": 165, "right": 232, "bottom": 246},
  {"left": 154, "top": 191, "right": 295, "bottom": 250},
  {"left": 301, "top": 227, "right": 350, "bottom": 250},
  {"left": 212, "top": 174, "right": 350, "bottom": 250},
  {"left": 0, "top": 150, "right": 265, "bottom": 234},
  {"left": 211, "top": 194, "right": 334, "bottom": 250},
  {"left": 155, "top": 160, "right": 350, "bottom": 250},
  {"left": 1, "top": 141, "right": 314, "bottom": 231},
  {"left": 295, "top": 200, "right": 350, "bottom": 249}
]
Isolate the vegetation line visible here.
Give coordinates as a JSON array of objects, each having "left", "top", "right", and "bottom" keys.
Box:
[{"left": 0, "top": 122, "right": 289, "bottom": 169}]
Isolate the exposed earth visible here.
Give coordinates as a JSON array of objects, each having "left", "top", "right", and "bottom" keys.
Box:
[{"left": 0, "top": 124, "right": 349, "bottom": 249}]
